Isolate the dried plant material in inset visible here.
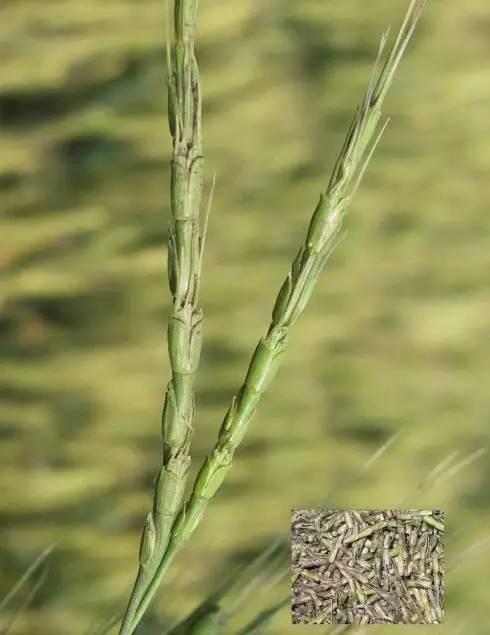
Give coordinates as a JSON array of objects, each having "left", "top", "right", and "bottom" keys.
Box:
[{"left": 290, "top": 509, "right": 444, "bottom": 625}]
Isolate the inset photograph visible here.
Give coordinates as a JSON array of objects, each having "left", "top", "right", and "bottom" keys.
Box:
[{"left": 291, "top": 509, "right": 444, "bottom": 625}]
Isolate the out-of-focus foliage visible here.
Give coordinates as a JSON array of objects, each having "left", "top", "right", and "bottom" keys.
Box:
[{"left": 0, "top": 1, "right": 488, "bottom": 633}]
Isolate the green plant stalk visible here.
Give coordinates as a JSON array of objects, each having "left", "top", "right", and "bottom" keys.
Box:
[
  {"left": 235, "top": 599, "right": 289, "bottom": 635},
  {"left": 119, "top": 1, "right": 205, "bottom": 633},
  {"left": 0, "top": 545, "right": 54, "bottom": 614},
  {"left": 124, "top": 1, "right": 427, "bottom": 632}
]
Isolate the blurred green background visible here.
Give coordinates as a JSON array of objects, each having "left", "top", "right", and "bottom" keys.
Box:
[{"left": 1, "top": 0, "right": 489, "bottom": 633}]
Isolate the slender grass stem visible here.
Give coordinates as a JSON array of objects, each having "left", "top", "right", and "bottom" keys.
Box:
[
  {"left": 119, "top": 1, "right": 206, "bottom": 633},
  {"left": 235, "top": 599, "right": 289, "bottom": 635},
  {"left": 0, "top": 566, "right": 49, "bottom": 635},
  {"left": 0, "top": 545, "right": 54, "bottom": 614}
]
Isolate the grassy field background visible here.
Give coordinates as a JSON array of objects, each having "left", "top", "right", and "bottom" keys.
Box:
[{"left": 1, "top": 1, "right": 489, "bottom": 633}]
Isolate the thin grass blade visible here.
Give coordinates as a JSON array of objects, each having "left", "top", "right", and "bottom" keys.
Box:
[{"left": 0, "top": 545, "right": 54, "bottom": 614}]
